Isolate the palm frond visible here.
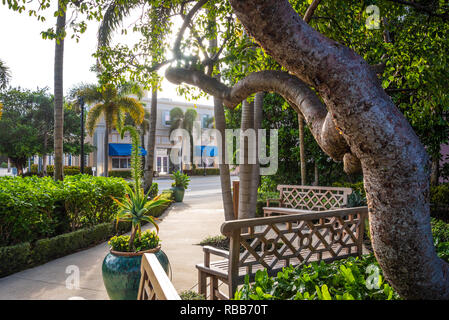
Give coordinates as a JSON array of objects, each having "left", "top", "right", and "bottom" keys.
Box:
[
  {"left": 0, "top": 59, "right": 11, "bottom": 90},
  {"left": 97, "top": 1, "right": 140, "bottom": 48},
  {"left": 86, "top": 103, "right": 105, "bottom": 136},
  {"left": 117, "top": 96, "right": 145, "bottom": 125}
]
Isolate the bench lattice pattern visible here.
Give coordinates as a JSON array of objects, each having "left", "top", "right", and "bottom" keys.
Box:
[
  {"left": 278, "top": 185, "right": 353, "bottom": 211},
  {"left": 197, "top": 207, "right": 368, "bottom": 300}
]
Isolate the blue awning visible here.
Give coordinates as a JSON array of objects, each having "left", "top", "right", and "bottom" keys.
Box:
[
  {"left": 195, "top": 146, "right": 218, "bottom": 157},
  {"left": 109, "top": 143, "right": 147, "bottom": 156}
]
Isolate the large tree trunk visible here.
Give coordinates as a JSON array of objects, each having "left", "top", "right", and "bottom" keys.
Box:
[
  {"left": 53, "top": 1, "right": 65, "bottom": 181},
  {"left": 230, "top": 0, "right": 448, "bottom": 299},
  {"left": 238, "top": 99, "right": 256, "bottom": 219},
  {"left": 144, "top": 88, "right": 157, "bottom": 191},
  {"left": 298, "top": 114, "right": 306, "bottom": 185}
]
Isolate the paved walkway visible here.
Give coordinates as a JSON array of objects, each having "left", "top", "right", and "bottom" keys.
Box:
[{"left": 0, "top": 176, "right": 230, "bottom": 300}]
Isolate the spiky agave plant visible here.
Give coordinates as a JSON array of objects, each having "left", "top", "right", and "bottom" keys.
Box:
[{"left": 112, "top": 125, "right": 171, "bottom": 251}]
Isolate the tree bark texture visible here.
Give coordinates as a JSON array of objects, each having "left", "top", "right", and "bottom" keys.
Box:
[
  {"left": 238, "top": 99, "right": 256, "bottom": 220},
  {"left": 229, "top": 0, "right": 447, "bottom": 299},
  {"left": 53, "top": 2, "right": 65, "bottom": 181}
]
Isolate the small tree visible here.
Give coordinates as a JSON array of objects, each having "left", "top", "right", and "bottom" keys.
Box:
[{"left": 74, "top": 83, "right": 144, "bottom": 177}]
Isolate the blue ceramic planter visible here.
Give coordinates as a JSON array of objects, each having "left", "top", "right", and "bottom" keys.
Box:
[{"left": 102, "top": 247, "right": 169, "bottom": 300}]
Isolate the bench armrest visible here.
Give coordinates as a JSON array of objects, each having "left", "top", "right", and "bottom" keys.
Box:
[
  {"left": 202, "top": 246, "right": 230, "bottom": 268},
  {"left": 203, "top": 246, "right": 230, "bottom": 259}
]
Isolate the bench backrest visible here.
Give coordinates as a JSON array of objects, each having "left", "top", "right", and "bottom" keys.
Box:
[
  {"left": 277, "top": 185, "right": 353, "bottom": 211},
  {"left": 221, "top": 207, "right": 368, "bottom": 294},
  {"left": 137, "top": 253, "right": 181, "bottom": 300}
]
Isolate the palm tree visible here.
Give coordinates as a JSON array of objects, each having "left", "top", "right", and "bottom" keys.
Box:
[
  {"left": 96, "top": 2, "right": 169, "bottom": 192},
  {"left": 74, "top": 83, "right": 145, "bottom": 177},
  {"left": 0, "top": 59, "right": 11, "bottom": 91},
  {"left": 169, "top": 107, "right": 198, "bottom": 170}
]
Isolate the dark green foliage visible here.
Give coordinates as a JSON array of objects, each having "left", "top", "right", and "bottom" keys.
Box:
[
  {"left": 431, "top": 183, "right": 449, "bottom": 207},
  {"left": 30, "top": 164, "right": 93, "bottom": 176},
  {"left": 148, "top": 190, "right": 173, "bottom": 218},
  {"left": 108, "top": 230, "right": 160, "bottom": 253},
  {"left": 180, "top": 290, "right": 206, "bottom": 300},
  {"left": 235, "top": 254, "right": 400, "bottom": 300},
  {"left": 0, "top": 242, "right": 31, "bottom": 277},
  {"left": 147, "top": 182, "right": 159, "bottom": 199},
  {"left": 347, "top": 191, "right": 367, "bottom": 208},
  {"left": 109, "top": 170, "right": 132, "bottom": 179}
]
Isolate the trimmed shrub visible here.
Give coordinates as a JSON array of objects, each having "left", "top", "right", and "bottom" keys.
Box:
[
  {"left": 30, "top": 164, "right": 93, "bottom": 176},
  {"left": 109, "top": 170, "right": 132, "bottom": 178},
  {"left": 0, "top": 242, "right": 32, "bottom": 277},
  {"left": 0, "top": 175, "right": 127, "bottom": 246}
]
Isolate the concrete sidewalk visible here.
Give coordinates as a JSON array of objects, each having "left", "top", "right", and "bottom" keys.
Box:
[{"left": 0, "top": 186, "right": 225, "bottom": 300}]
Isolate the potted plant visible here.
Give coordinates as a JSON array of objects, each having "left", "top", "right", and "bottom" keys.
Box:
[
  {"left": 170, "top": 170, "right": 190, "bottom": 202},
  {"left": 102, "top": 126, "right": 171, "bottom": 300}
]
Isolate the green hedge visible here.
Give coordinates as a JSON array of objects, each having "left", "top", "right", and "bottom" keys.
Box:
[
  {"left": 0, "top": 175, "right": 128, "bottom": 246},
  {"left": 0, "top": 242, "right": 32, "bottom": 277},
  {"left": 109, "top": 170, "right": 132, "bottom": 178},
  {"left": 30, "top": 164, "right": 93, "bottom": 176},
  {"left": 0, "top": 190, "right": 174, "bottom": 277}
]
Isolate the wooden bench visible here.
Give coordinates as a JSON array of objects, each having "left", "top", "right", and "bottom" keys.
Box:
[
  {"left": 137, "top": 253, "right": 181, "bottom": 300},
  {"left": 263, "top": 185, "right": 353, "bottom": 217},
  {"left": 196, "top": 207, "right": 368, "bottom": 300}
]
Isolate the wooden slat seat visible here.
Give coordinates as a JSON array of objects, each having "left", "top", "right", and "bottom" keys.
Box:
[{"left": 196, "top": 207, "right": 368, "bottom": 300}]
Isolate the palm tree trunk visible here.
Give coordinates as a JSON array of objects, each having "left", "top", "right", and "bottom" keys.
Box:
[
  {"left": 43, "top": 133, "right": 48, "bottom": 176},
  {"left": 104, "top": 122, "right": 109, "bottom": 177},
  {"left": 238, "top": 99, "right": 256, "bottom": 219},
  {"left": 298, "top": 113, "right": 306, "bottom": 185},
  {"left": 53, "top": 1, "right": 66, "bottom": 181},
  {"left": 144, "top": 88, "right": 157, "bottom": 191}
]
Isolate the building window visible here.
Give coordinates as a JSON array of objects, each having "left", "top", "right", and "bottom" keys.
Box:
[
  {"left": 202, "top": 114, "right": 213, "bottom": 128},
  {"left": 112, "top": 157, "right": 131, "bottom": 169},
  {"left": 163, "top": 111, "right": 171, "bottom": 126}
]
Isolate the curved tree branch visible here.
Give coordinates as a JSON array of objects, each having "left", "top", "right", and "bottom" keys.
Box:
[
  {"left": 229, "top": 0, "right": 446, "bottom": 299},
  {"left": 166, "top": 67, "right": 363, "bottom": 174}
]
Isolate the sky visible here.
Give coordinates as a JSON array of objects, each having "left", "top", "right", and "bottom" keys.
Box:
[{"left": 0, "top": 4, "right": 212, "bottom": 104}]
